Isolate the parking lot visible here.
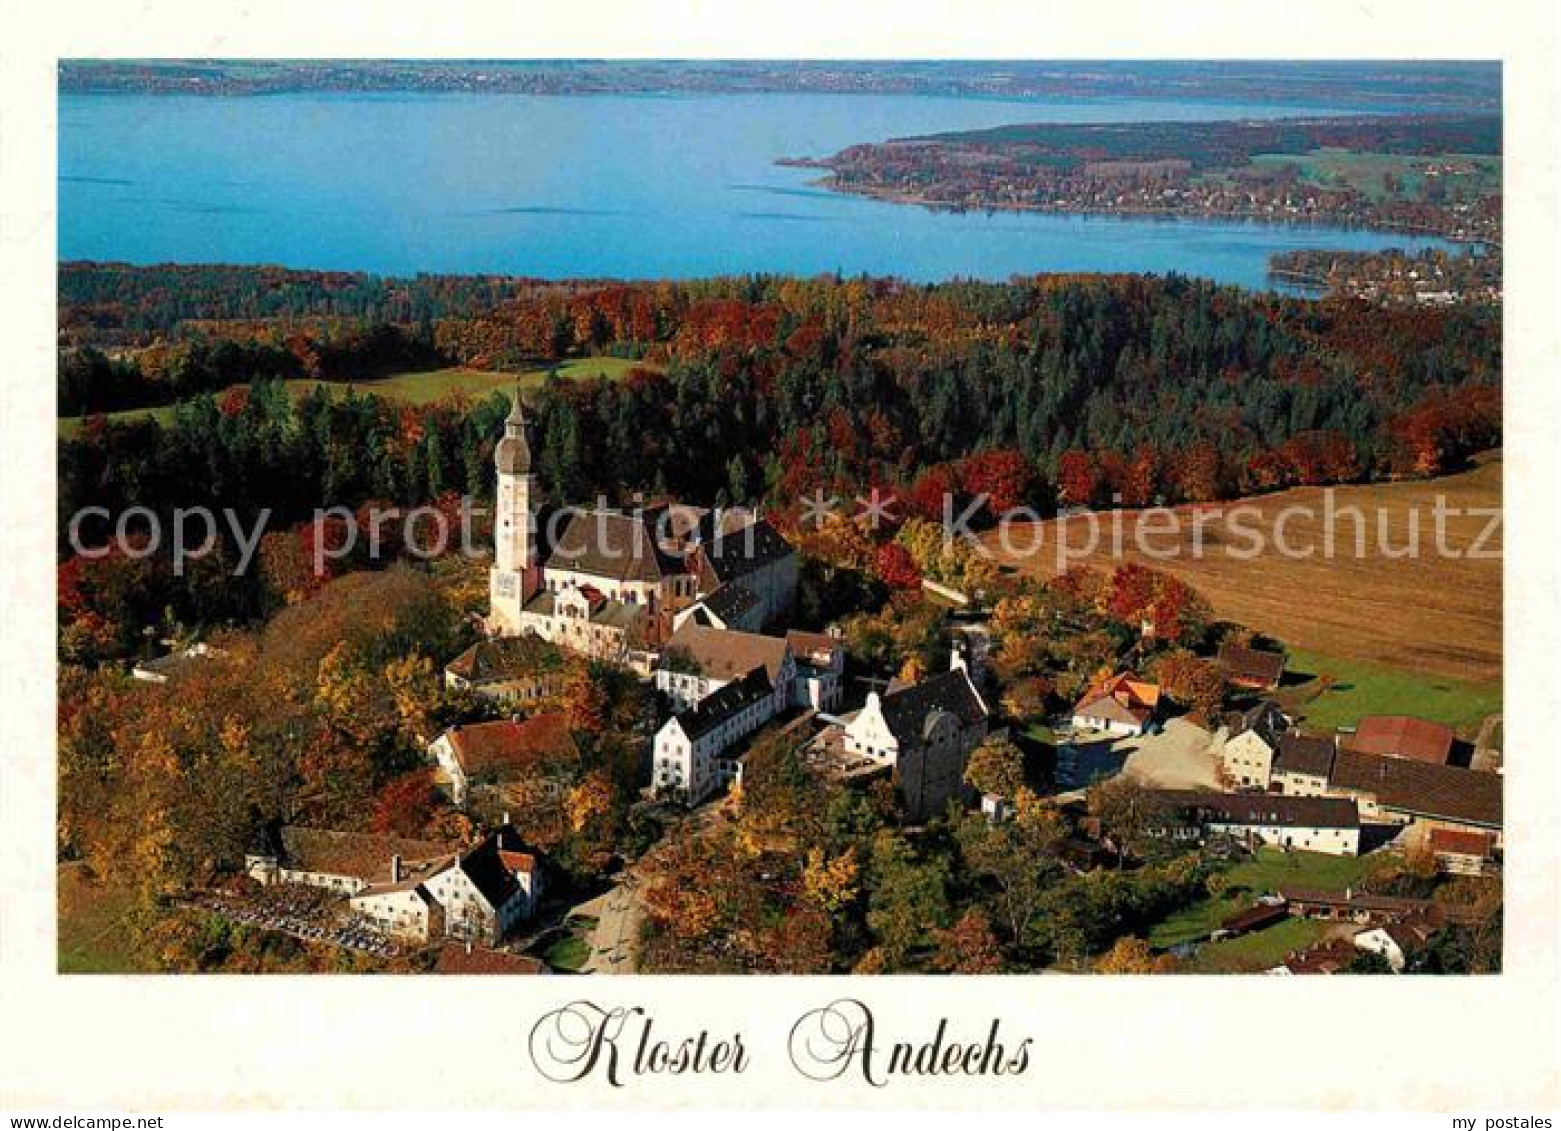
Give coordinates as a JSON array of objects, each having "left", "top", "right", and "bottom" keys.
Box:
[
  {"left": 1055, "top": 717, "right": 1220, "bottom": 792},
  {"left": 189, "top": 885, "right": 404, "bottom": 959}
]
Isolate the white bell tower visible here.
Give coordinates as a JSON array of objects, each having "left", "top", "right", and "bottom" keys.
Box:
[{"left": 489, "top": 392, "right": 538, "bottom": 634}]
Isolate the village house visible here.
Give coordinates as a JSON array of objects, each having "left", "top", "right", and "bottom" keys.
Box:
[
  {"left": 840, "top": 655, "right": 990, "bottom": 821},
  {"left": 1353, "top": 918, "right": 1438, "bottom": 973},
  {"left": 349, "top": 855, "right": 453, "bottom": 941},
  {"left": 1213, "top": 700, "right": 1289, "bottom": 788},
  {"left": 484, "top": 396, "right": 797, "bottom": 663},
  {"left": 443, "top": 634, "right": 569, "bottom": 706},
  {"left": 1341, "top": 714, "right": 1456, "bottom": 765},
  {"left": 672, "top": 580, "right": 763, "bottom": 633},
  {"left": 785, "top": 629, "right": 846, "bottom": 712},
  {"left": 418, "top": 825, "right": 544, "bottom": 946},
  {"left": 1324, "top": 750, "right": 1503, "bottom": 845},
  {"left": 652, "top": 667, "right": 777, "bottom": 804},
  {"left": 1152, "top": 790, "right": 1362, "bottom": 856},
  {"left": 1426, "top": 827, "right": 1498, "bottom": 876},
  {"left": 684, "top": 507, "right": 798, "bottom": 631},
  {"left": 426, "top": 712, "right": 579, "bottom": 810},
  {"left": 1071, "top": 672, "right": 1160, "bottom": 737},
  {"left": 244, "top": 824, "right": 455, "bottom": 897},
  {"left": 1277, "top": 886, "right": 1484, "bottom": 928},
  {"left": 1271, "top": 732, "right": 1338, "bottom": 797},
  {"left": 1216, "top": 898, "right": 1289, "bottom": 939},
  {"left": 1268, "top": 937, "right": 1361, "bottom": 976},
  {"left": 1216, "top": 643, "right": 1286, "bottom": 691},
  {"left": 244, "top": 821, "right": 545, "bottom": 947},
  {"left": 654, "top": 622, "right": 794, "bottom": 713}
]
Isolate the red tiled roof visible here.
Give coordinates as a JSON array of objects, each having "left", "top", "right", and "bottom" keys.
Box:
[
  {"left": 785, "top": 629, "right": 842, "bottom": 664},
  {"left": 1217, "top": 644, "right": 1286, "bottom": 687},
  {"left": 498, "top": 849, "right": 537, "bottom": 875},
  {"left": 660, "top": 622, "right": 791, "bottom": 684},
  {"left": 1344, "top": 715, "right": 1456, "bottom": 764},
  {"left": 433, "top": 942, "right": 547, "bottom": 975},
  {"left": 1428, "top": 828, "right": 1495, "bottom": 858},
  {"left": 263, "top": 825, "right": 456, "bottom": 883},
  {"left": 1073, "top": 672, "right": 1159, "bottom": 724},
  {"left": 446, "top": 713, "right": 579, "bottom": 779}
]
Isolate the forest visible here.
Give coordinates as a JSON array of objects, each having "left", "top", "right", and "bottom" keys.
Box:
[
  {"left": 905, "top": 114, "right": 1501, "bottom": 171},
  {"left": 58, "top": 263, "right": 1500, "bottom": 664}
]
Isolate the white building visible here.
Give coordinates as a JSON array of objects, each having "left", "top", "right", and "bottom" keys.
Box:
[
  {"left": 350, "top": 860, "right": 449, "bottom": 941},
  {"left": 1212, "top": 701, "right": 1288, "bottom": 789},
  {"left": 654, "top": 622, "right": 794, "bottom": 713},
  {"left": 1353, "top": 920, "right": 1437, "bottom": 973},
  {"left": 426, "top": 712, "right": 577, "bottom": 809},
  {"left": 1070, "top": 672, "right": 1160, "bottom": 737},
  {"left": 247, "top": 822, "right": 543, "bottom": 947},
  {"left": 841, "top": 656, "right": 989, "bottom": 821},
  {"left": 485, "top": 395, "right": 796, "bottom": 661},
  {"left": 419, "top": 826, "right": 542, "bottom": 945},
  {"left": 785, "top": 629, "right": 845, "bottom": 712},
  {"left": 1155, "top": 791, "right": 1362, "bottom": 856},
  {"left": 244, "top": 824, "right": 454, "bottom": 897},
  {"left": 1271, "top": 732, "right": 1338, "bottom": 797},
  {"left": 652, "top": 668, "right": 777, "bottom": 804}
]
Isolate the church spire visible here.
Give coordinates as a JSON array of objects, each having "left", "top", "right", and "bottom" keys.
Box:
[{"left": 496, "top": 388, "right": 532, "bottom": 475}]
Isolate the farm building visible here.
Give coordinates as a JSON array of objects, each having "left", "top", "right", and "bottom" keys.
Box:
[
  {"left": 1217, "top": 644, "right": 1286, "bottom": 691},
  {"left": 1072, "top": 672, "right": 1161, "bottom": 736},
  {"left": 1342, "top": 715, "right": 1456, "bottom": 765}
]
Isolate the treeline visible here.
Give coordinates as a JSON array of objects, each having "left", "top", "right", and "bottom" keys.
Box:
[
  {"left": 60, "top": 262, "right": 527, "bottom": 348},
  {"left": 59, "top": 267, "right": 1500, "bottom": 575},
  {"left": 913, "top": 114, "right": 1502, "bottom": 171},
  {"left": 59, "top": 324, "right": 441, "bottom": 415}
]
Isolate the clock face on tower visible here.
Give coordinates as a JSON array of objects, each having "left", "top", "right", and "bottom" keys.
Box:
[{"left": 494, "top": 571, "right": 518, "bottom": 599}]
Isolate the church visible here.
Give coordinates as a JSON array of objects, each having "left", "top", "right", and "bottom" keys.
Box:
[{"left": 485, "top": 395, "right": 798, "bottom": 669}]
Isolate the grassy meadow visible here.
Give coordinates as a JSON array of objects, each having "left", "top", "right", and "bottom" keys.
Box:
[
  {"left": 1276, "top": 647, "right": 1502, "bottom": 737},
  {"left": 58, "top": 357, "right": 649, "bottom": 438}
]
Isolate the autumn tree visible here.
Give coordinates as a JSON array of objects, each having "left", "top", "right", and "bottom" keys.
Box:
[
  {"left": 964, "top": 735, "right": 1026, "bottom": 800},
  {"left": 930, "top": 909, "right": 1006, "bottom": 974},
  {"left": 1095, "top": 935, "right": 1175, "bottom": 974},
  {"left": 1088, "top": 773, "right": 1168, "bottom": 867},
  {"left": 865, "top": 829, "right": 951, "bottom": 970},
  {"left": 1151, "top": 650, "right": 1227, "bottom": 723}
]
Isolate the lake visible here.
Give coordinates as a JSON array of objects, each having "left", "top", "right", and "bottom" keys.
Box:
[{"left": 58, "top": 92, "right": 1456, "bottom": 288}]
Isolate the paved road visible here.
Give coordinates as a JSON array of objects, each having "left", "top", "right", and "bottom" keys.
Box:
[
  {"left": 578, "top": 873, "right": 645, "bottom": 975},
  {"left": 574, "top": 800, "right": 733, "bottom": 974}
]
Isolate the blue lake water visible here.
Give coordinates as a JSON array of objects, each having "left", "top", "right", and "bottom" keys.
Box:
[{"left": 58, "top": 92, "right": 1456, "bottom": 288}]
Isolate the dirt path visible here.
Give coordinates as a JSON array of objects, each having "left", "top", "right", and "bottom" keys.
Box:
[{"left": 1470, "top": 712, "right": 1504, "bottom": 773}]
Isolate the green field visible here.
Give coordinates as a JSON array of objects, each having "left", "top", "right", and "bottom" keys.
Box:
[
  {"left": 58, "top": 358, "right": 648, "bottom": 438},
  {"left": 1277, "top": 647, "right": 1502, "bottom": 738},
  {"left": 542, "top": 933, "right": 591, "bottom": 972},
  {"left": 1184, "top": 916, "right": 1331, "bottom": 973},
  {"left": 1148, "top": 847, "right": 1377, "bottom": 950},
  {"left": 1246, "top": 150, "right": 1501, "bottom": 204}
]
